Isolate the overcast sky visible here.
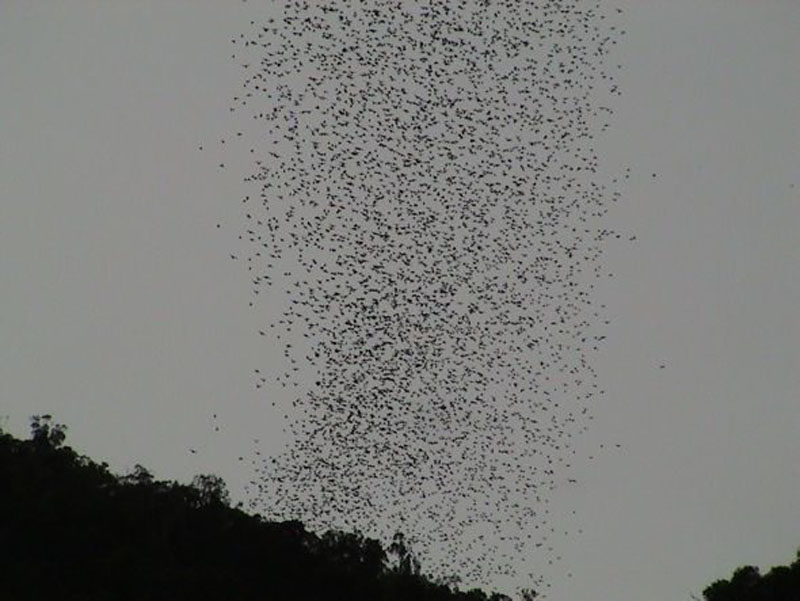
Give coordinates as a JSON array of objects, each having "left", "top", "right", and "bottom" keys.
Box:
[{"left": 1, "top": 2, "right": 798, "bottom": 601}]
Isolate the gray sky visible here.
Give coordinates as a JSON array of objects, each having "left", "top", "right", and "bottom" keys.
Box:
[{"left": 1, "top": 2, "right": 798, "bottom": 601}]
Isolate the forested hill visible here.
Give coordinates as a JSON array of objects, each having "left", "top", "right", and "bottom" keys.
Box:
[
  {"left": 2, "top": 416, "right": 799, "bottom": 601},
  {"left": 0, "top": 416, "right": 512, "bottom": 601}
]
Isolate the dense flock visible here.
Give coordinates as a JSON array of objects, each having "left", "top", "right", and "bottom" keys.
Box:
[{"left": 211, "top": 0, "right": 628, "bottom": 594}]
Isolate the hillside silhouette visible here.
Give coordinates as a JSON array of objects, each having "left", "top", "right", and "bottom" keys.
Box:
[
  {"left": 4, "top": 415, "right": 799, "bottom": 601},
  {"left": 0, "top": 415, "right": 515, "bottom": 601}
]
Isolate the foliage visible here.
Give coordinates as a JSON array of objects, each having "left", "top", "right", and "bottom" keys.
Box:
[
  {"left": 29, "top": 413, "right": 68, "bottom": 448},
  {"left": 0, "top": 416, "right": 515, "bottom": 601},
  {"left": 702, "top": 552, "right": 800, "bottom": 601}
]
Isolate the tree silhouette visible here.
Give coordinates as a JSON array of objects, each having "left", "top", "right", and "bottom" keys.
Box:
[
  {"left": 389, "top": 531, "right": 422, "bottom": 576},
  {"left": 191, "top": 473, "right": 231, "bottom": 507},
  {"left": 702, "top": 549, "right": 800, "bottom": 601},
  {"left": 29, "top": 413, "right": 67, "bottom": 448}
]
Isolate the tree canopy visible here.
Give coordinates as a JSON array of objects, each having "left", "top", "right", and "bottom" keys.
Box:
[{"left": 702, "top": 553, "right": 800, "bottom": 601}]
